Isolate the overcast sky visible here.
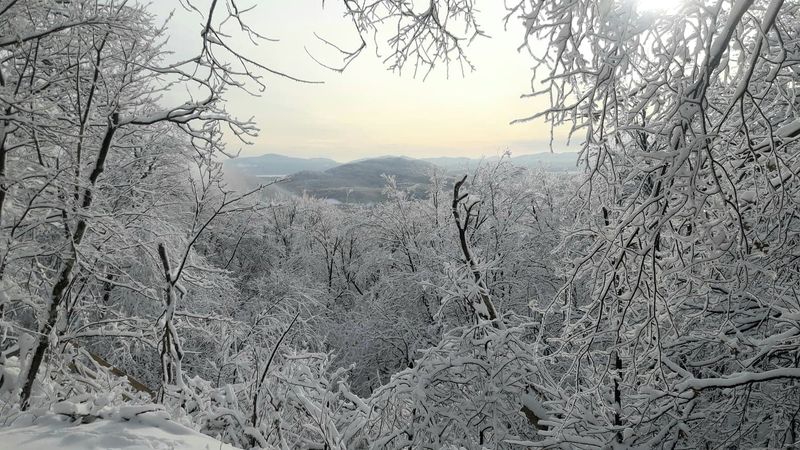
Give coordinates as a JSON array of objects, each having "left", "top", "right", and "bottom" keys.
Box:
[{"left": 156, "top": 1, "right": 570, "bottom": 162}]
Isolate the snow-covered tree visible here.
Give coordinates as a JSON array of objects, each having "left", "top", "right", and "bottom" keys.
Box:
[{"left": 510, "top": 0, "right": 800, "bottom": 446}]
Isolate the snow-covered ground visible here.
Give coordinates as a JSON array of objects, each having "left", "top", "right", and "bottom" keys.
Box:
[{"left": 0, "top": 414, "right": 238, "bottom": 450}]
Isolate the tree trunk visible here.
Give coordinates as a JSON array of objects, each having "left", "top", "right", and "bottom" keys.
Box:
[{"left": 19, "top": 117, "right": 117, "bottom": 409}]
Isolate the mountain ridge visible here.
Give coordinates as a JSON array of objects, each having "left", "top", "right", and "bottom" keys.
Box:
[
  {"left": 227, "top": 151, "right": 578, "bottom": 175},
  {"left": 224, "top": 151, "right": 579, "bottom": 203}
]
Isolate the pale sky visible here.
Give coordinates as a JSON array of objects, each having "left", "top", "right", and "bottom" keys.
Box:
[{"left": 156, "top": 1, "right": 570, "bottom": 162}]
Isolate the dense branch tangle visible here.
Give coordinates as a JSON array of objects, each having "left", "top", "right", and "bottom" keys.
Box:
[
  {"left": 511, "top": 0, "right": 800, "bottom": 447},
  {"left": 340, "top": 0, "right": 485, "bottom": 78},
  {"left": 0, "top": 0, "right": 289, "bottom": 408}
]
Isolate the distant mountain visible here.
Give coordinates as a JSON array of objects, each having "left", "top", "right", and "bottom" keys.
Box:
[
  {"left": 422, "top": 152, "right": 579, "bottom": 173},
  {"left": 225, "top": 153, "right": 339, "bottom": 176},
  {"left": 283, "top": 157, "right": 437, "bottom": 203},
  {"left": 224, "top": 152, "right": 579, "bottom": 203},
  {"left": 325, "top": 157, "right": 434, "bottom": 186}
]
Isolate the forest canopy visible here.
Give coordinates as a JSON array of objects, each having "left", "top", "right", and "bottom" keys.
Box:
[{"left": 1, "top": 0, "right": 800, "bottom": 449}]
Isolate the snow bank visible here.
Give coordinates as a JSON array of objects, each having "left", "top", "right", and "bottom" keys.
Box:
[{"left": 0, "top": 414, "right": 240, "bottom": 450}]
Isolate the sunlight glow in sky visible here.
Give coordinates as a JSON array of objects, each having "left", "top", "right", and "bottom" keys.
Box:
[{"left": 157, "top": 2, "right": 569, "bottom": 162}]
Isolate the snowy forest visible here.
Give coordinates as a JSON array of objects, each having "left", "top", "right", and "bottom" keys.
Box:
[{"left": 1, "top": 0, "right": 800, "bottom": 448}]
